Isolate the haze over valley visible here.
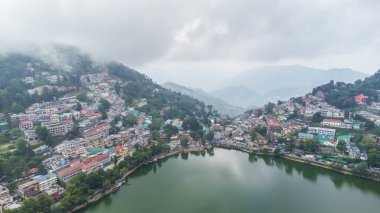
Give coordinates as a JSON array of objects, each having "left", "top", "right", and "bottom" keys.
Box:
[{"left": 1, "top": 1, "right": 380, "bottom": 213}]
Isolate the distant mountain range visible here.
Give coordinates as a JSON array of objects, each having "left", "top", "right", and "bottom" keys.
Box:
[
  {"left": 212, "top": 65, "right": 369, "bottom": 108},
  {"left": 161, "top": 82, "right": 244, "bottom": 116}
]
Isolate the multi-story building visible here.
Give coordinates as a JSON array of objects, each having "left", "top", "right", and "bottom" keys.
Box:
[
  {"left": 307, "top": 127, "right": 336, "bottom": 138},
  {"left": 54, "top": 138, "right": 89, "bottom": 153},
  {"left": 321, "top": 108, "right": 344, "bottom": 118},
  {"left": 18, "top": 180, "right": 40, "bottom": 197},
  {"left": 19, "top": 120, "right": 33, "bottom": 131},
  {"left": 321, "top": 119, "right": 343, "bottom": 128},
  {"left": 42, "top": 120, "right": 74, "bottom": 136},
  {"left": 0, "top": 185, "right": 12, "bottom": 205},
  {"left": 0, "top": 121, "right": 9, "bottom": 133},
  {"left": 33, "top": 173, "right": 58, "bottom": 192},
  {"left": 81, "top": 161, "right": 101, "bottom": 174},
  {"left": 24, "top": 129, "right": 37, "bottom": 142},
  {"left": 57, "top": 164, "right": 83, "bottom": 183}
]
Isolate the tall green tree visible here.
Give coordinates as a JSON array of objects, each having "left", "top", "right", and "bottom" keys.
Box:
[{"left": 336, "top": 141, "right": 347, "bottom": 154}]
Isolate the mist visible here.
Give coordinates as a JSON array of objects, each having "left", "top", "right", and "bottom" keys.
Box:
[{"left": 1, "top": 0, "right": 380, "bottom": 90}]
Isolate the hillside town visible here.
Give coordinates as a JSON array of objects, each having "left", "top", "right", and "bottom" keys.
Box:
[
  {"left": 0, "top": 71, "right": 206, "bottom": 211},
  {"left": 212, "top": 92, "right": 380, "bottom": 177},
  {"left": 1, "top": 62, "right": 380, "bottom": 212}
]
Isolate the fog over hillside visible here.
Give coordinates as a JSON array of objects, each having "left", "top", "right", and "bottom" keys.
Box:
[{"left": 212, "top": 65, "right": 368, "bottom": 108}]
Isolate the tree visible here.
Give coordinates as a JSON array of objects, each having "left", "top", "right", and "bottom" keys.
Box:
[
  {"left": 9, "top": 128, "right": 23, "bottom": 139},
  {"left": 336, "top": 141, "right": 347, "bottom": 155},
  {"left": 353, "top": 161, "right": 368, "bottom": 175},
  {"left": 75, "top": 102, "right": 82, "bottom": 111},
  {"left": 100, "top": 109, "right": 108, "bottom": 119},
  {"left": 35, "top": 126, "right": 53, "bottom": 145},
  {"left": 112, "top": 155, "right": 119, "bottom": 166},
  {"left": 312, "top": 112, "right": 323, "bottom": 123},
  {"left": 180, "top": 138, "right": 189, "bottom": 148},
  {"left": 163, "top": 124, "right": 178, "bottom": 138},
  {"left": 182, "top": 117, "right": 202, "bottom": 132},
  {"left": 265, "top": 102, "right": 275, "bottom": 115},
  {"left": 15, "top": 138, "right": 28, "bottom": 155},
  {"left": 77, "top": 92, "right": 89, "bottom": 102},
  {"left": 115, "top": 82, "right": 121, "bottom": 95},
  {"left": 150, "top": 118, "right": 163, "bottom": 131},
  {"left": 206, "top": 131, "right": 214, "bottom": 141},
  {"left": 99, "top": 98, "right": 111, "bottom": 111},
  {"left": 10, "top": 102, "right": 23, "bottom": 113},
  {"left": 305, "top": 139, "right": 319, "bottom": 153},
  {"left": 123, "top": 115, "right": 137, "bottom": 127},
  {"left": 367, "top": 148, "right": 380, "bottom": 167},
  {"left": 18, "top": 194, "right": 53, "bottom": 213},
  {"left": 151, "top": 130, "right": 161, "bottom": 141}
]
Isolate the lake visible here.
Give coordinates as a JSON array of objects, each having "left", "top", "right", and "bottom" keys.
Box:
[{"left": 81, "top": 148, "right": 380, "bottom": 213}]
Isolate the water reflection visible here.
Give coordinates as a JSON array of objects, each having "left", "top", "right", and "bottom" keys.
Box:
[
  {"left": 248, "top": 153, "right": 257, "bottom": 162},
  {"left": 206, "top": 147, "right": 215, "bottom": 156},
  {"left": 133, "top": 149, "right": 380, "bottom": 198},
  {"left": 81, "top": 149, "right": 380, "bottom": 213},
  {"left": 181, "top": 153, "right": 189, "bottom": 160},
  {"left": 103, "top": 195, "right": 113, "bottom": 207},
  {"left": 254, "top": 155, "right": 380, "bottom": 197}
]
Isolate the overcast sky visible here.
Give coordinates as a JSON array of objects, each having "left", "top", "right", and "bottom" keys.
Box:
[{"left": 1, "top": 0, "right": 380, "bottom": 90}]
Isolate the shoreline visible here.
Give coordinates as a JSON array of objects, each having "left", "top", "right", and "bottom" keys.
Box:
[
  {"left": 70, "top": 146, "right": 206, "bottom": 213},
  {"left": 212, "top": 144, "right": 380, "bottom": 182},
  {"left": 71, "top": 145, "right": 379, "bottom": 212}
]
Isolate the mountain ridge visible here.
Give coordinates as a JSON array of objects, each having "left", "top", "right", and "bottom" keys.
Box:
[{"left": 162, "top": 82, "right": 244, "bottom": 116}]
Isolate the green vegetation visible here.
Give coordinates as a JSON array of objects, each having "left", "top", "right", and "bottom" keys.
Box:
[
  {"left": 0, "top": 138, "right": 45, "bottom": 181},
  {"left": 107, "top": 63, "right": 214, "bottom": 124},
  {"left": 35, "top": 126, "right": 53, "bottom": 146},
  {"left": 5, "top": 194, "right": 54, "bottom": 213},
  {"left": 312, "top": 70, "right": 380, "bottom": 109},
  {"left": 336, "top": 141, "right": 347, "bottom": 154}
]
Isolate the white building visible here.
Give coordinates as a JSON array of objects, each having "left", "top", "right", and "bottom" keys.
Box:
[
  {"left": 307, "top": 127, "right": 336, "bottom": 137},
  {"left": 55, "top": 138, "right": 89, "bottom": 153},
  {"left": 33, "top": 174, "right": 58, "bottom": 192}
]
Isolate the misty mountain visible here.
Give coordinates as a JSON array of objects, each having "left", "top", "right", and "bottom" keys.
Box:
[
  {"left": 162, "top": 82, "right": 244, "bottom": 116},
  {"left": 211, "top": 86, "right": 261, "bottom": 109},
  {"left": 0, "top": 48, "right": 216, "bottom": 124},
  {"left": 215, "top": 65, "right": 368, "bottom": 107}
]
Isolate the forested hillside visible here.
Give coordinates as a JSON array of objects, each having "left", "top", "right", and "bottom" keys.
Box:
[{"left": 312, "top": 70, "right": 380, "bottom": 109}]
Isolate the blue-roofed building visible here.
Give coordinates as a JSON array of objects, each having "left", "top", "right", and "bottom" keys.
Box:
[
  {"left": 33, "top": 173, "right": 58, "bottom": 192},
  {"left": 0, "top": 121, "right": 9, "bottom": 133},
  {"left": 298, "top": 133, "right": 314, "bottom": 140}
]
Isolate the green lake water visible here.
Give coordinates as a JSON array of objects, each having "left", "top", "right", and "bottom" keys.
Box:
[{"left": 81, "top": 148, "right": 380, "bottom": 213}]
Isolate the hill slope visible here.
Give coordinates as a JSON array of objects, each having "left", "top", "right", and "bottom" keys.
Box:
[
  {"left": 312, "top": 70, "right": 380, "bottom": 109},
  {"left": 0, "top": 47, "right": 215, "bottom": 124},
  {"left": 162, "top": 82, "right": 244, "bottom": 116}
]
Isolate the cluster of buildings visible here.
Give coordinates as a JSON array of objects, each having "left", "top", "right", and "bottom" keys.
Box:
[{"left": 211, "top": 92, "right": 376, "bottom": 163}]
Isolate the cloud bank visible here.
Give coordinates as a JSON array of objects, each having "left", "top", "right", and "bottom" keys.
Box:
[{"left": 1, "top": 0, "right": 379, "bottom": 89}]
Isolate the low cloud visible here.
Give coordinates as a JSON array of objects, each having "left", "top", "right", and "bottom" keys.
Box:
[{"left": 1, "top": 0, "right": 379, "bottom": 85}]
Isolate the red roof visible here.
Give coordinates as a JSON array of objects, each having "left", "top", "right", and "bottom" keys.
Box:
[
  {"left": 322, "top": 119, "right": 343, "bottom": 123},
  {"left": 82, "top": 161, "right": 99, "bottom": 170},
  {"left": 355, "top": 93, "right": 368, "bottom": 103},
  {"left": 267, "top": 118, "right": 280, "bottom": 127},
  {"left": 82, "top": 153, "right": 109, "bottom": 165},
  {"left": 115, "top": 146, "right": 124, "bottom": 151},
  {"left": 57, "top": 164, "right": 82, "bottom": 177}
]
